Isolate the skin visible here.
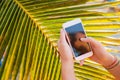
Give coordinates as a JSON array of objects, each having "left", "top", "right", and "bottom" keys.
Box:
[
  {"left": 58, "top": 29, "right": 120, "bottom": 80},
  {"left": 73, "top": 32, "right": 90, "bottom": 54},
  {"left": 58, "top": 30, "right": 75, "bottom": 80}
]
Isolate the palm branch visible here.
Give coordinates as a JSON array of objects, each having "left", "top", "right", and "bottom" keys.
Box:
[{"left": 0, "top": 0, "right": 120, "bottom": 80}]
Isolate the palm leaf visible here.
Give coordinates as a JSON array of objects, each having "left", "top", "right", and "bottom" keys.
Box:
[{"left": 0, "top": 0, "right": 120, "bottom": 80}]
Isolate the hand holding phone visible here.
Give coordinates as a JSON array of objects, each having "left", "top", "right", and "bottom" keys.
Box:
[{"left": 62, "top": 18, "right": 93, "bottom": 60}]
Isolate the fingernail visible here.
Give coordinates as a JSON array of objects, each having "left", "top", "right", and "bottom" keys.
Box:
[{"left": 81, "top": 38, "right": 86, "bottom": 41}]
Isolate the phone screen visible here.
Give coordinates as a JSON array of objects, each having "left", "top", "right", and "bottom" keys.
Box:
[{"left": 65, "top": 23, "right": 91, "bottom": 57}]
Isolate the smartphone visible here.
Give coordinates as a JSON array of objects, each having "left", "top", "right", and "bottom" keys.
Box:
[{"left": 62, "top": 18, "right": 93, "bottom": 60}]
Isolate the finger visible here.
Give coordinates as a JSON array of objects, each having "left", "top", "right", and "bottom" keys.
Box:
[
  {"left": 81, "top": 37, "right": 99, "bottom": 47},
  {"left": 81, "top": 37, "right": 95, "bottom": 43},
  {"left": 60, "top": 29, "right": 66, "bottom": 43},
  {"left": 79, "top": 59, "right": 84, "bottom": 66}
]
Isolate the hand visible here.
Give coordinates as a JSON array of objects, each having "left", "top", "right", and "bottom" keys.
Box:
[
  {"left": 81, "top": 37, "right": 115, "bottom": 67},
  {"left": 57, "top": 29, "right": 73, "bottom": 63},
  {"left": 58, "top": 29, "right": 85, "bottom": 65},
  {"left": 58, "top": 29, "right": 76, "bottom": 80}
]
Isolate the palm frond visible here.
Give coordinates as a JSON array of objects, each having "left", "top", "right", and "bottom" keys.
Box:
[{"left": 0, "top": 0, "right": 120, "bottom": 80}]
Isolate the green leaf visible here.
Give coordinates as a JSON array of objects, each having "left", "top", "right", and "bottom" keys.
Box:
[{"left": 0, "top": 0, "right": 120, "bottom": 80}]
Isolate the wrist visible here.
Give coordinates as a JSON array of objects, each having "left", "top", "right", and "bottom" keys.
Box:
[
  {"left": 102, "top": 55, "right": 117, "bottom": 68},
  {"left": 104, "top": 56, "right": 119, "bottom": 70},
  {"left": 101, "top": 54, "right": 115, "bottom": 67},
  {"left": 103, "top": 57, "right": 120, "bottom": 80}
]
